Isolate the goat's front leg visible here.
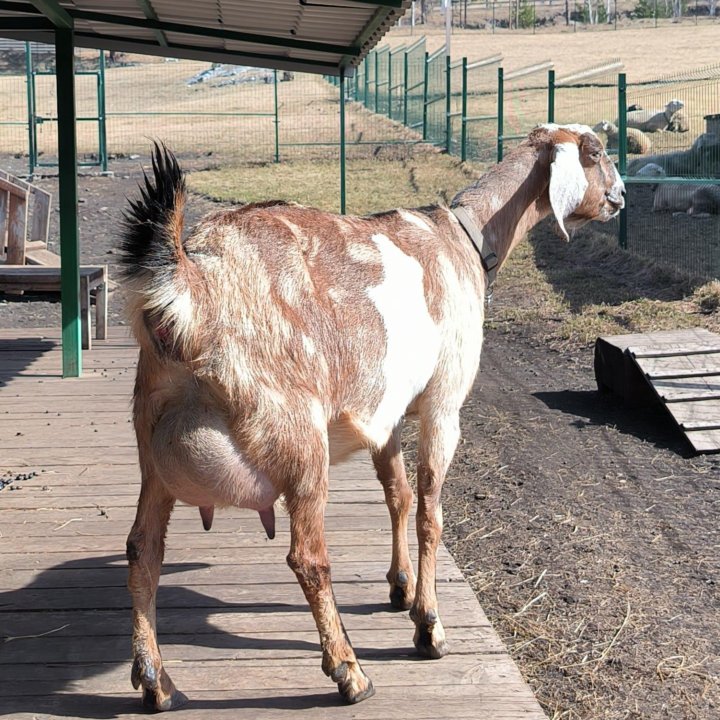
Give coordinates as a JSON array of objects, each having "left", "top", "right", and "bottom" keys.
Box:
[
  {"left": 372, "top": 424, "right": 416, "bottom": 610},
  {"left": 285, "top": 472, "right": 375, "bottom": 704},
  {"left": 410, "top": 410, "right": 460, "bottom": 660},
  {"left": 127, "top": 478, "right": 185, "bottom": 711}
]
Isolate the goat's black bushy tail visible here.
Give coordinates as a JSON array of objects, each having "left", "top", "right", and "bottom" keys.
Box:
[{"left": 120, "top": 142, "right": 187, "bottom": 281}]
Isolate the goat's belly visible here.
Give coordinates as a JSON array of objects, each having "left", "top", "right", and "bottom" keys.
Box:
[{"left": 150, "top": 405, "right": 277, "bottom": 511}]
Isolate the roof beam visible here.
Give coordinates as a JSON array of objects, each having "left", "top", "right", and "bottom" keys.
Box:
[
  {"left": 70, "top": 9, "right": 361, "bottom": 57},
  {"left": 0, "top": 15, "right": 53, "bottom": 30},
  {"left": 136, "top": 0, "right": 168, "bottom": 47},
  {"left": 302, "top": 0, "right": 406, "bottom": 7},
  {"left": 29, "top": 0, "right": 72, "bottom": 29}
]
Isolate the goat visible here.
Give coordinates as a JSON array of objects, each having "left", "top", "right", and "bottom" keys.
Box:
[{"left": 121, "top": 126, "right": 624, "bottom": 711}]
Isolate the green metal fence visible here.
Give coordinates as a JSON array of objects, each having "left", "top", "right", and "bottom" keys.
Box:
[
  {"left": 2, "top": 40, "right": 720, "bottom": 280},
  {"left": 424, "top": 45, "right": 447, "bottom": 146},
  {"left": 620, "top": 64, "right": 720, "bottom": 279},
  {"left": 461, "top": 54, "right": 503, "bottom": 164}
]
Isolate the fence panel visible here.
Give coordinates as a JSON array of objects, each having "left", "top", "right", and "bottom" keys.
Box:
[
  {"left": 621, "top": 64, "right": 720, "bottom": 279},
  {"left": 389, "top": 45, "right": 406, "bottom": 123},
  {"left": 553, "top": 59, "right": 623, "bottom": 142},
  {"left": 404, "top": 37, "right": 426, "bottom": 132},
  {"left": 500, "top": 61, "right": 552, "bottom": 158},
  {"left": 461, "top": 54, "right": 502, "bottom": 165},
  {"left": 374, "top": 46, "right": 390, "bottom": 116},
  {"left": 424, "top": 46, "right": 447, "bottom": 146}
]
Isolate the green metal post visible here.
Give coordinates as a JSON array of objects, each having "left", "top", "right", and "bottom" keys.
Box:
[
  {"left": 273, "top": 69, "right": 280, "bottom": 163},
  {"left": 56, "top": 26, "right": 82, "bottom": 377},
  {"left": 403, "top": 48, "right": 409, "bottom": 127},
  {"left": 364, "top": 55, "right": 370, "bottom": 108},
  {"left": 461, "top": 57, "right": 467, "bottom": 162},
  {"left": 445, "top": 54, "right": 451, "bottom": 153},
  {"left": 618, "top": 72, "right": 627, "bottom": 250},
  {"left": 340, "top": 70, "right": 346, "bottom": 215},
  {"left": 387, "top": 50, "right": 393, "bottom": 118},
  {"left": 98, "top": 50, "right": 108, "bottom": 172},
  {"left": 374, "top": 50, "right": 379, "bottom": 113},
  {"left": 422, "top": 51, "right": 429, "bottom": 141},
  {"left": 25, "top": 42, "right": 35, "bottom": 176},
  {"left": 548, "top": 69, "right": 555, "bottom": 123},
  {"left": 497, "top": 66, "right": 504, "bottom": 163}
]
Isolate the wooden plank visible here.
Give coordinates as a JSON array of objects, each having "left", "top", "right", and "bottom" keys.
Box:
[
  {"left": 664, "top": 399, "right": 720, "bottom": 428},
  {"left": 0, "top": 175, "right": 28, "bottom": 198},
  {"left": 684, "top": 428, "right": 720, "bottom": 453},
  {"left": 6, "top": 190, "right": 28, "bottom": 266},
  {"left": 29, "top": 184, "right": 52, "bottom": 245},
  {"left": 636, "top": 353, "right": 720, "bottom": 378},
  {"left": 651, "top": 376, "right": 720, "bottom": 402}
]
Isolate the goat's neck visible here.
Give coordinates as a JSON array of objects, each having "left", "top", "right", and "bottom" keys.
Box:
[{"left": 452, "top": 146, "right": 552, "bottom": 271}]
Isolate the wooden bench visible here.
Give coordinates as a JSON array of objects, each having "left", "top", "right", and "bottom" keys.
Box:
[{"left": 0, "top": 265, "right": 108, "bottom": 350}]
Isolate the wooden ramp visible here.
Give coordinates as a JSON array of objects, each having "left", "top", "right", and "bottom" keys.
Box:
[
  {"left": 0, "top": 328, "right": 546, "bottom": 720},
  {"left": 595, "top": 328, "right": 720, "bottom": 454}
]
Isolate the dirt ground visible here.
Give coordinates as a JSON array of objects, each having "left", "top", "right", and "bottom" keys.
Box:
[{"left": 1, "top": 160, "right": 718, "bottom": 720}]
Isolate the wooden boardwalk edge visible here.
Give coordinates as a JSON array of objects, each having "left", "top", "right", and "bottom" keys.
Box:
[{"left": 0, "top": 328, "right": 547, "bottom": 720}]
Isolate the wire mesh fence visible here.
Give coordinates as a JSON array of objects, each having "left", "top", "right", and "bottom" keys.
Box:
[
  {"left": 621, "top": 64, "right": 720, "bottom": 278},
  {"left": 2, "top": 39, "right": 720, "bottom": 279}
]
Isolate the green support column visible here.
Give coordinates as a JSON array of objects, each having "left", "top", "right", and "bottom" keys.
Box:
[
  {"left": 339, "top": 70, "right": 346, "bottom": 215},
  {"left": 98, "top": 50, "right": 108, "bottom": 173},
  {"left": 25, "top": 42, "right": 35, "bottom": 177},
  {"left": 56, "top": 26, "right": 82, "bottom": 377}
]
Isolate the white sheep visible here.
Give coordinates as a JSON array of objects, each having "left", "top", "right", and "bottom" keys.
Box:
[
  {"left": 593, "top": 120, "right": 652, "bottom": 154},
  {"left": 624, "top": 99, "right": 685, "bottom": 133},
  {"left": 652, "top": 183, "right": 719, "bottom": 214}
]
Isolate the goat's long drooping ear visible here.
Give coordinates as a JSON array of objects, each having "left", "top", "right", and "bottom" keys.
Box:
[{"left": 549, "top": 141, "right": 588, "bottom": 241}]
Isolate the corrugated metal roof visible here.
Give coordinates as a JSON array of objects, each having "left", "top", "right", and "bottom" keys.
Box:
[{"left": 0, "top": 0, "right": 409, "bottom": 75}]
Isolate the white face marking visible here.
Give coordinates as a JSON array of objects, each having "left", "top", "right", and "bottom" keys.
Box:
[
  {"left": 366, "top": 233, "right": 441, "bottom": 443},
  {"left": 540, "top": 122, "right": 596, "bottom": 138},
  {"left": 398, "top": 209, "right": 434, "bottom": 233},
  {"left": 549, "top": 142, "right": 589, "bottom": 240}
]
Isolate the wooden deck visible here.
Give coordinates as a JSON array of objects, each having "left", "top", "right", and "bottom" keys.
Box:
[{"left": 0, "top": 328, "right": 546, "bottom": 720}]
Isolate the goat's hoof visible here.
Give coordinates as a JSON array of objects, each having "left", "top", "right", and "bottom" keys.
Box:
[
  {"left": 326, "top": 660, "right": 375, "bottom": 704},
  {"left": 388, "top": 570, "right": 415, "bottom": 611},
  {"left": 337, "top": 665, "right": 375, "bottom": 704},
  {"left": 132, "top": 655, "right": 187, "bottom": 712},
  {"left": 411, "top": 609, "right": 449, "bottom": 660}
]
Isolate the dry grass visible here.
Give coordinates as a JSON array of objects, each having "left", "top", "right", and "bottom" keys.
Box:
[
  {"left": 387, "top": 24, "right": 720, "bottom": 82},
  {"left": 188, "top": 148, "right": 476, "bottom": 216}
]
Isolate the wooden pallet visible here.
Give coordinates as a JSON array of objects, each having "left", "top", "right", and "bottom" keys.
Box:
[{"left": 595, "top": 328, "right": 720, "bottom": 454}]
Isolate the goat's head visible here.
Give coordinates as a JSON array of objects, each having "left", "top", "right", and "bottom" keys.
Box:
[{"left": 534, "top": 124, "right": 625, "bottom": 240}]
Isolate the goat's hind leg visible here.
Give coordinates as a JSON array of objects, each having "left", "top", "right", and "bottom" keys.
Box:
[
  {"left": 127, "top": 476, "right": 185, "bottom": 711},
  {"left": 284, "top": 432, "right": 374, "bottom": 704},
  {"left": 411, "top": 406, "right": 460, "bottom": 660},
  {"left": 372, "top": 424, "right": 416, "bottom": 610}
]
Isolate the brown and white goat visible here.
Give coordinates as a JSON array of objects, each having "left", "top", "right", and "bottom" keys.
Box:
[{"left": 122, "top": 125, "right": 623, "bottom": 710}]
